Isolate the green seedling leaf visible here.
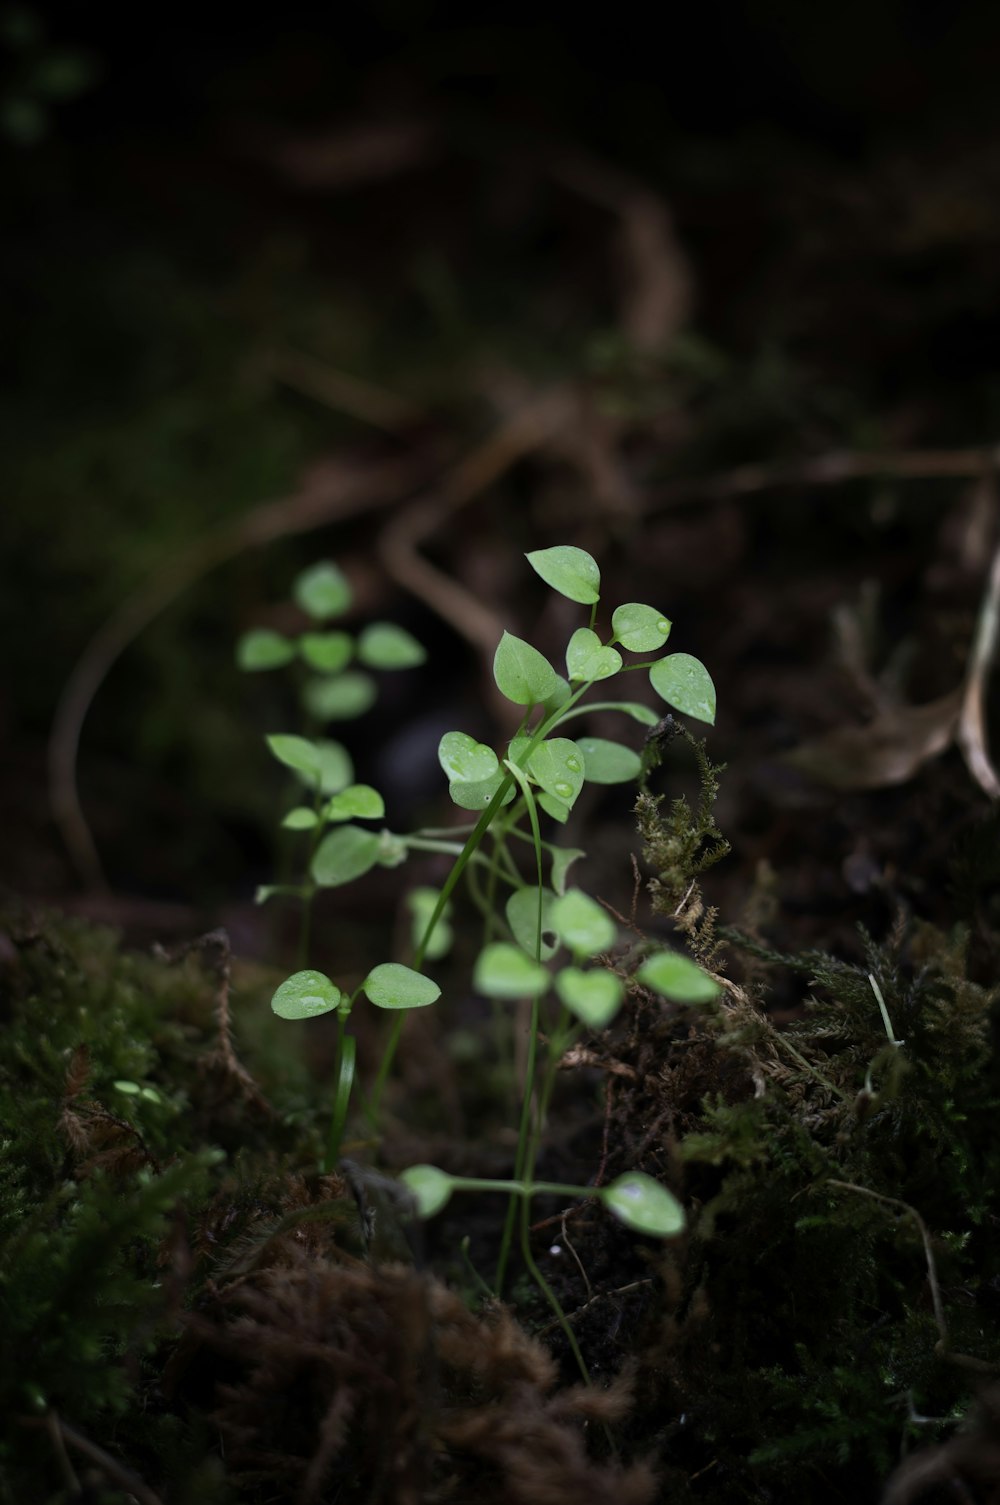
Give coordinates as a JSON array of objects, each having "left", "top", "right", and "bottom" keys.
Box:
[
  {"left": 377, "top": 830, "right": 409, "bottom": 867},
  {"left": 566, "top": 627, "right": 622, "bottom": 684},
  {"left": 266, "top": 733, "right": 323, "bottom": 778},
  {"left": 324, "top": 784, "right": 385, "bottom": 821},
  {"left": 602, "top": 1172, "right": 685, "bottom": 1237},
  {"left": 282, "top": 806, "right": 320, "bottom": 831},
  {"left": 304, "top": 671, "right": 377, "bottom": 722},
  {"left": 493, "top": 631, "right": 558, "bottom": 706},
  {"left": 310, "top": 740, "right": 354, "bottom": 794},
  {"left": 254, "top": 883, "right": 307, "bottom": 904},
  {"left": 449, "top": 771, "right": 515, "bottom": 811},
  {"left": 299, "top": 631, "right": 353, "bottom": 674},
  {"left": 364, "top": 962, "right": 441, "bottom": 1010},
  {"left": 551, "top": 887, "right": 617, "bottom": 956},
  {"left": 271, "top": 969, "right": 341, "bottom": 1020},
  {"left": 575, "top": 737, "right": 642, "bottom": 785},
  {"left": 611, "top": 602, "right": 672, "bottom": 653},
  {"left": 439, "top": 731, "right": 499, "bottom": 783},
  {"left": 526, "top": 545, "right": 601, "bottom": 604},
  {"left": 113, "top": 1079, "right": 141, "bottom": 1095},
  {"left": 293, "top": 561, "right": 351, "bottom": 621},
  {"left": 474, "top": 942, "right": 551, "bottom": 999},
  {"left": 538, "top": 791, "right": 570, "bottom": 823},
  {"left": 237, "top": 628, "right": 296, "bottom": 671},
  {"left": 311, "top": 825, "right": 381, "bottom": 886},
  {"left": 407, "top": 886, "right": 454, "bottom": 961},
  {"left": 526, "top": 737, "right": 585, "bottom": 809},
  {"left": 506, "top": 885, "right": 559, "bottom": 960},
  {"left": 401, "top": 1164, "right": 454, "bottom": 1217},
  {"left": 542, "top": 674, "right": 573, "bottom": 715},
  {"left": 649, "top": 653, "right": 716, "bottom": 725},
  {"left": 550, "top": 846, "right": 586, "bottom": 896},
  {"left": 555, "top": 967, "right": 624, "bottom": 1028},
  {"left": 357, "top": 622, "right": 427, "bottom": 669},
  {"left": 638, "top": 950, "right": 720, "bottom": 1002}
]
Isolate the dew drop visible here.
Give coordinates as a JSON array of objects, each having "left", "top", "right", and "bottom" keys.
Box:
[
  {"left": 565, "top": 756, "right": 580, "bottom": 772},
  {"left": 657, "top": 618, "right": 669, "bottom": 634},
  {"left": 554, "top": 781, "right": 573, "bottom": 799}
]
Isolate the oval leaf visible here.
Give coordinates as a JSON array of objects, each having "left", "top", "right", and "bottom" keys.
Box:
[
  {"left": 602, "top": 1172, "right": 685, "bottom": 1237},
  {"left": 526, "top": 545, "right": 601, "bottom": 604},
  {"left": 401, "top": 1164, "right": 454, "bottom": 1218},
  {"left": 237, "top": 628, "right": 296, "bottom": 671},
  {"left": 473, "top": 942, "right": 551, "bottom": 999},
  {"left": 566, "top": 627, "right": 623, "bottom": 684},
  {"left": 649, "top": 653, "right": 716, "bottom": 725},
  {"left": 493, "top": 631, "right": 558, "bottom": 706},
  {"left": 324, "top": 784, "right": 385, "bottom": 821},
  {"left": 293, "top": 561, "right": 351, "bottom": 621},
  {"left": 550, "top": 846, "right": 586, "bottom": 896},
  {"left": 449, "top": 771, "right": 515, "bottom": 811},
  {"left": 363, "top": 962, "right": 441, "bottom": 1010},
  {"left": 526, "top": 737, "right": 585, "bottom": 810},
  {"left": 407, "top": 886, "right": 454, "bottom": 961},
  {"left": 506, "top": 886, "right": 559, "bottom": 960},
  {"left": 298, "top": 631, "right": 353, "bottom": 674},
  {"left": 282, "top": 806, "right": 320, "bottom": 831},
  {"left": 638, "top": 950, "right": 720, "bottom": 1003},
  {"left": 555, "top": 966, "right": 624, "bottom": 1028},
  {"left": 304, "top": 671, "right": 377, "bottom": 722},
  {"left": 266, "top": 734, "right": 322, "bottom": 778},
  {"left": 358, "top": 622, "right": 427, "bottom": 669},
  {"left": 575, "top": 737, "right": 642, "bottom": 785},
  {"left": 551, "top": 888, "right": 617, "bottom": 956},
  {"left": 538, "top": 791, "right": 570, "bottom": 824},
  {"left": 611, "top": 603, "right": 672, "bottom": 653},
  {"left": 311, "top": 825, "right": 381, "bottom": 886},
  {"left": 439, "top": 731, "right": 499, "bottom": 784},
  {"left": 271, "top": 969, "right": 341, "bottom": 1020}
]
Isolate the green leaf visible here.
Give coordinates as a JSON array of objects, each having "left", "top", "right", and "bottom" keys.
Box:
[
  {"left": 565, "top": 627, "right": 622, "bottom": 684},
  {"left": 555, "top": 967, "right": 624, "bottom": 1028},
  {"left": 575, "top": 737, "right": 642, "bottom": 785},
  {"left": 438, "top": 731, "right": 499, "bottom": 783},
  {"left": 448, "top": 771, "right": 515, "bottom": 811},
  {"left": 377, "top": 830, "right": 409, "bottom": 867},
  {"left": 542, "top": 674, "right": 573, "bottom": 715},
  {"left": 293, "top": 561, "right": 352, "bottom": 621},
  {"left": 473, "top": 942, "right": 551, "bottom": 999},
  {"left": 298, "top": 631, "right": 353, "bottom": 673},
  {"left": 638, "top": 950, "right": 720, "bottom": 1002},
  {"left": 649, "top": 653, "right": 716, "bottom": 725},
  {"left": 611, "top": 602, "right": 672, "bottom": 653},
  {"left": 526, "top": 545, "right": 601, "bottom": 604},
  {"left": 538, "top": 791, "right": 570, "bottom": 823},
  {"left": 526, "top": 737, "right": 585, "bottom": 810},
  {"left": 506, "top": 886, "right": 559, "bottom": 960},
  {"left": 551, "top": 888, "right": 617, "bottom": 956},
  {"left": 311, "top": 826, "right": 382, "bottom": 886},
  {"left": 303, "top": 671, "right": 377, "bottom": 722},
  {"left": 266, "top": 733, "right": 323, "bottom": 778},
  {"left": 282, "top": 806, "right": 320, "bottom": 830},
  {"left": 363, "top": 962, "right": 441, "bottom": 1010},
  {"left": 493, "top": 631, "right": 558, "bottom": 706},
  {"left": 254, "top": 883, "right": 307, "bottom": 904},
  {"left": 271, "top": 969, "right": 342, "bottom": 1020},
  {"left": 601, "top": 1172, "right": 685, "bottom": 1237},
  {"left": 324, "top": 784, "right": 385, "bottom": 821},
  {"left": 550, "top": 846, "right": 586, "bottom": 896},
  {"left": 401, "top": 1164, "right": 454, "bottom": 1218},
  {"left": 407, "top": 887, "right": 453, "bottom": 961},
  {"left": 357, "top": 622, "right": 427, "bottom": 669},
  {"left": 237, "top": 628, "right": 296, "bottom": 671}
]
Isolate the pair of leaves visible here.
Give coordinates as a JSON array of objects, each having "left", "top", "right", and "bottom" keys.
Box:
[
  {"left": 267, "top": 734, "right": 353, "bottom": 794},
  {"left": 281, "top": 784, "right": 385, "bottom": 832},
  {"left": 271, "top": 962, "right": 440, "bottom": 1020}
]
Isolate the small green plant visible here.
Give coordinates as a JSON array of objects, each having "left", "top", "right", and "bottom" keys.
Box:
[{"left": 241, "top": 546, "right": 722, "bottom": 1368}]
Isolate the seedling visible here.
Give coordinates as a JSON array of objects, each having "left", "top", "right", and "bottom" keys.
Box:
[{"left": 241, "top": 545, "right": 723, "bottom": 1365}]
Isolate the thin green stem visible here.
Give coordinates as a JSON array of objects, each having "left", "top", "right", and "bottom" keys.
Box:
[{"left": 520, "top": 1184, "right": 591, "bottom": 1384}]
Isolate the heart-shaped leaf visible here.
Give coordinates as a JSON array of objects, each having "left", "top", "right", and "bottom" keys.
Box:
[
  {"left": 324, "top": 784, "right": 385, "bottom": 821},
  {"left": 311, "top": 826, "right": 381, "bottom": 886},
  {"left": 526, "top": 545, "right": 601, "bottom": 604},
  {"left": 611, "top": 602, "right": 673, "bottom": 653},
  {"left": 448, "top": 771, "right": 514, "bottom": 811},
  {"left": 271, "top": 969, "right": 341, "bottom": 1020},
  {"left": 358, "top": 622, "right": 427, "bottom": 670},
  {"left": 473, "top": 942, "right": 551, "bottom": 999},
  {"left": 298, "top": 631, "right": 353, "bottom": 674},
  {"left": 293, "top": 561, "right": 351, "bottom": 621},
  {"left": 551, "top": 888, "right": 617, "bottom": 956},
  {"left": 555, "top": 966, "right": 624, "bottom": 1027},
  {"left": 237, "top": 628, "right": 296, "bottom": 671},
  {"left": 506, "top": 886, "right": 559, "bottom": 960},
  {"left": 638, "top": 950, "right": 720, "bottom": 1002},
  {"left": 575, "top": 737, "right": 642, "bottom": 785},
  {"left": 526, "top": 737, "right": 585, "bottom": 809},
  {"left": 601, "top": 1172, "right": 685, "bottom": 1237},
  {"left": 304, "top": 671, "right": 377, "bottom": 722},
  {"left": 494, "top": 631, "right": 558, "bottom": 706},
  {"left": 401, "top": 1164, "right": 454, "bottom": 1217},
  {"left": 439, "top": 731, "right": 499, "bottom": 783},
  {"left": 649, "top": 653, "right": 716, "bottom": 725},
  {"left": 566, "top": 627, "right": 622, "bottom": 684},
  {"left": 363, "top": 962, "right": 440, "bottom": 1010}
]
